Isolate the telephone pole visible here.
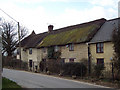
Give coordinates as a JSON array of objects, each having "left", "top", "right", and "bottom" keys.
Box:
[{"left": 18, "top": 22, "right": 21, "bottom": 67}]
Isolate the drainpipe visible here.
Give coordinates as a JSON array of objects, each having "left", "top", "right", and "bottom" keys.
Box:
[{"left": 86, "top": 43, "right": 91, "bottom": 76}]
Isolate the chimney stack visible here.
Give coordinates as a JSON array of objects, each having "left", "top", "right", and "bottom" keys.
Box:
[
  {"left": 118, "top": 1, "right": 120, "bottom": 17},
  {"left": 48, "top": 25, "right": 54, "bottom": 32}
]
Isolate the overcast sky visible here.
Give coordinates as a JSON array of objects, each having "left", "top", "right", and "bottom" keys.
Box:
[{"left": 0, "top": 0, "right": 119, "bottom": 34}]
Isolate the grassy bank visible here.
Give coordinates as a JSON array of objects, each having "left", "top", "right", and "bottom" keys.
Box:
[{"left": 2, "top": 77, "right": 21, "bottom": 88}]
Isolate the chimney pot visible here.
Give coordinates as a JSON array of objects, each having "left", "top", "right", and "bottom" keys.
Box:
[{"left": 48, "top": 25, "right": 54, "bottom": 32}]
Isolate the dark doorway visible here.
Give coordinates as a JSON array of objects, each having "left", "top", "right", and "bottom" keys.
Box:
[{"left": 29, "top": 60, "right": 32, "bottom": 71}]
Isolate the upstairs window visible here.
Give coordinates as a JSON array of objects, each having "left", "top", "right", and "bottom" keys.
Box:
[
  {"left": 69, "top": 44, "right": 74, "bottom": 51},
  {"left": 54, "top": 46, "right": 59, "bottom": 52},
  {"left": 23, "top": 48, "right": 26, "bottom": 52},
  {"left": 42, "top": 48, "right": 46, "bottom": 53},
  {"left": 96, "top": 43, "right": 103, "bottom": 53},
  {"left": 29, "top": 48, "right": 32, "bottom": 54},
  {"left": 17, "top": 49, "right": 19, "bottom": 55}
]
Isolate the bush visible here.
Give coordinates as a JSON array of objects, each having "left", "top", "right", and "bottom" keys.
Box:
[
  {"left": 46, "top": 59, "right": 62, "bottom": 74},
  {"left": 3, "top": 56, "right": 28, "bottom": 70},
  {"left": 61, "top": 63, "right": 87, "bottom": 77},
  {"left": 94, "top": 64, "right": 105, "bottom": 78},
  {"left": 39, "top": 60, "right": 46, "bottom": 72}
]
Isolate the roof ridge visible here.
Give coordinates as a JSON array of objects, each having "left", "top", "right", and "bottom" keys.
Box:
[
  {"left": 107, "top": 17, "right": 120, "bottom": 22},
  {"left": 52, "top": 18, "right": 106, "bottom": 31}
]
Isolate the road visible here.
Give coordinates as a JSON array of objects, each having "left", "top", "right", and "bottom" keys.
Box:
[{"left": 2, "top": 68, "right": 111, "bottom": 89}]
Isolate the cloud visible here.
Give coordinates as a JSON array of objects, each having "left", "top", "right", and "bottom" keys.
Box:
[
  {"left": 51, "top": 5, "right": 117, "bottom": 30},
  {"left": 0, "top": 0, "right": 118, "bottom": 34}
]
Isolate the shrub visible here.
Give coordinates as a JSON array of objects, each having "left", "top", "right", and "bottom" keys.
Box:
[
  {"left": 94, "top": 64, "right": 105, "bottom": 78},
  {"left": 46, "top": 59, "right": 62, "bottom": 74},
  {"left": 47, "top": 47, "right": 54, "bottom": 59},
  {"left": 3, "top": 56, "right": 28, "bottom": 70},
  {"left": 61, "top": 62, "right": 87, "bottom": 77},
  {"left": 80, "top": 58, "right": 88, "bottom": 67},
  {"left": 39, "top": 60, "right": 46, "bottom": 72}
]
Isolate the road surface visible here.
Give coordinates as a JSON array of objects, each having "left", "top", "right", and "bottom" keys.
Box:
[{"left": 2, "top": 68, "right": 111, "bottom": 89}]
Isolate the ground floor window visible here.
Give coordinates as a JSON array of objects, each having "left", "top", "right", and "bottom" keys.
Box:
[
  {"left": 42, "top": 59, "right": 46, "bottom": 62},
  {"left": 69, "top": 58, "right": 75, "bottom": 62},
  {"left": 61, "top": 58, "right": 65, "bottom": 64},
  {"left": 97, "top": 58, "right": 104, "bottom": 66}
]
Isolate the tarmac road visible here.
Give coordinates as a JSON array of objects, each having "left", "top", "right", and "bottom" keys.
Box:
[{"left": 2, "top": 68, "right": 113, "bottom": 89}]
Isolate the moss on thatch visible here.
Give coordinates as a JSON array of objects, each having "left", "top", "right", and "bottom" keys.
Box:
[{"left": 38, "top": 24, "right": 99, "bottom": 47}]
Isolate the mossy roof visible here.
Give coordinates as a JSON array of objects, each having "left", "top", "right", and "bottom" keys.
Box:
[
  {"left": 20, "top": 18, "right": 106, "bottom": 48},
  {"left": 37, "top": 18, "right": 106, "bottom": 47}
]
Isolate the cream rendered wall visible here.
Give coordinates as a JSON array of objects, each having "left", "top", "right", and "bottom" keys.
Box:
[
  {"left": 16, "top": 47, "right": 28, "bottom": 62},
  {"left": 21, "top": 48, "right": 28, "bottom": 62},
  {"left": 90, "top": 42, "right": 114, "bottom": 70},
  {"left": 61, "top": 43, "right": 88, "bottom": 62},
  {"left": 37, "top": 48, "right": 47, "bottom": 61},
  {"left": 27, "top": 48, "right": 38, "bottom": 65},
  {"left": 36, "top": 48, "right": 47, "bottom": 71}
]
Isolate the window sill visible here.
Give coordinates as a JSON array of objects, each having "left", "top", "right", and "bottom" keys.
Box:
[
  {"left": 96, "top": 52, "right": 104, "bottom": 53},
  {"left": 69, "top": 50, "right": 74, "bottom": 51}
]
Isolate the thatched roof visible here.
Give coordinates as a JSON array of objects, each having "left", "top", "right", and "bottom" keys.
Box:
[
  {"left": 20, "top": 18, "right": 106, "bottom": 48},
  {"left": 37, "top": 18, "right": 106, "bottom": 48}
]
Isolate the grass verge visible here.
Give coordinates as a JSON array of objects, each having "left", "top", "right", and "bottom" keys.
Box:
[{"left": 2, "top": 77, "right": 21, "bottom": 88}]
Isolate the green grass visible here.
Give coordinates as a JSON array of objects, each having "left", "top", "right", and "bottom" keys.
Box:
[{"left": 2, "top": 77, "right": 21, "bottom": 88}]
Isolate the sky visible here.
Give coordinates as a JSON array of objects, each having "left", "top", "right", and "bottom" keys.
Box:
[{"left": 0, "top": 0, "right": 119, "bottom": 34}]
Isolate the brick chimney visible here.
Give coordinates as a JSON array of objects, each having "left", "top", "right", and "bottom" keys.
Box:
[{"left": 48, "top": 25, "right": 54, "bottom": 32}]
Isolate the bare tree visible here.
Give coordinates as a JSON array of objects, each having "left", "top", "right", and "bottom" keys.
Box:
[
  {"left": 20, "top": 25, "right": 28, "bottom": 40},
  {"left": 1, "top": 18, "right": 28, "bottom": 57},
  {"left": 2, "top": 21, "right": 17, "bottom": 56}
]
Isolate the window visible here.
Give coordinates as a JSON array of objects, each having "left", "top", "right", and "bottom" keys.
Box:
[
  {"left": 17, "top": 49, "right": 19, "bottom": 55},
  {"left": 69, "top": 58, "right": 74, "bottom": 62},
  {"left": 42, "top": 48, "right": 46, "bottom": 53},
  {"left": 42, "top": 59, "right": 46, "bottom": 62},
  {"left": 23, "top": 48, "right": 26, "bottom": 52},
  {"left": 97, "top": 58, "right": 104, "bottom": 66},
  {"left": 61, "top": 58, "right": 65, "bottom": 64},
  {"left": 54, "top": 46, "right": 59, "bottom": 52},
  {"left": 29, "top": 48, "right": 32, "bottom": 54},
  {"left": 96, "top": 43, "right": 103, "bottom": 53},
  {"left": 69, "top": 44, "right": 74, "bottom": 51}
]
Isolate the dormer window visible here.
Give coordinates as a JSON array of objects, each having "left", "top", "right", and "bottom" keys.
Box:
[
  {"left": 54, "top": 46, "right": 59, "bottom": 52},
  {"left": 69, "top": 44, "right": 74, "bottom": 51},
  {"left": 29, "top": 48, "right": 32, "bottom": 54},
  {"left": 42, "top": 48, "right": 46, "bottom": 53}
]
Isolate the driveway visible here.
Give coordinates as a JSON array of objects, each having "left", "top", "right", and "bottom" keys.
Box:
[{"left": 2, "top": 68, "right": 112, "bottom": 89}]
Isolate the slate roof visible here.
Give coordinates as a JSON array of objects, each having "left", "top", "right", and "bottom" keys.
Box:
[
  {"left": 20, "top": 18, "right": 106, "bottom": 48},
  {"left": 90, "top": 18, "right": 120, "bottom": 43}
]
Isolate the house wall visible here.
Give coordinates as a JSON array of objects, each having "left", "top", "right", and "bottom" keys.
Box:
[
  {"left": 90, "top": 42, "right": 114, "bottom": 70},
  {"left": 21, "top": 48, "right": 28, "bottom": 62},
  {"left": 17, "top": 47, "right": 48, "bottom": 71},
  {"left": 37, "top": 48, "right": 47, "bottom": 62},
  {"left": 61, "top": 43, "right": 88, "bottom": 62},
  {"left": 16, "top": 47, "right": 28, "bottom": 62},
  {"left": 27, "top": 48, "right": 38, "bottom": 65}
]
